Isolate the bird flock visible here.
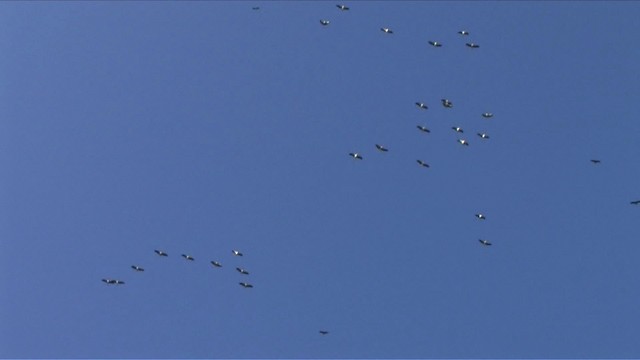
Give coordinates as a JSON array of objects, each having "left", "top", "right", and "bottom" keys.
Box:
[{"left": 100, "top": 4, "right": 640, "bottom": 342}]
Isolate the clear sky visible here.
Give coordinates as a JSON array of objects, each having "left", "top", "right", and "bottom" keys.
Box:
[{"left": 2, "top": 1, "right": 640, "bottom": 358}]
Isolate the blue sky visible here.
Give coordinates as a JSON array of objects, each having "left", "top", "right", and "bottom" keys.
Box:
[{"left": 1, "top": 1, "right": 640, "bottom": 358}]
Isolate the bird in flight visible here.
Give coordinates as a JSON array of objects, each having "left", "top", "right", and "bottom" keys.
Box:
[
  {"left": 349, "top": 152, "right": 363, "bottom": 160},
  {"left": 375, "top": 144, "right": 389, "bottom": 152},
  {"left": 416, "top": 160, "right": 430, "bottom": 168},
  {"left": 236, "top": 267, "right": 250, "bottom": 275},
  {"left": 466, "top": 42, "right": 480, "bottom": 48},
  {"left": 320, "top": 19, "right": 330, "bottom": 26},
  {"left": 181, "top": 254, "right": 195, "bottom": 261},
  {"left": 131, "top": 265, "right": 144, "bottom": 272},
  {"left": 232, "top": 250, "right": 243, "bottom": 256},
  {"left": 457, "top": 139, "right": 469, "bottom": 146},
  {"left": 154, "top": 249, "right": 168, "bottom": 257},
  {"left": 319, "top": 330, "right": 329, "bottom": 335},
  {"left": 252, "top": 7, "right": 260, "bottom": 10},
  {"left": 415, "top": 102, "right": 428, "bottom": 110},
  {"left": 478, "top": 239, "right": 492, "bottom": 246},
  {"left": 590, "top": 159, "right": 601, "bottom": 164},
  {"left": 381, "top": 27, "right": 393, "bottom": 34},
  {"left": 458, "top": 30, "right": 469, "bottom": 35},
  {"left": 211, "top": 261, "right": 222, "bottom": 267},
  {"left": 475, "top": 213, "right": 486, "bottom": 220},
  {"left": 239, "top": 282, "right": 254, "bottom": 288},
  {"left": 630, "top": 200, "right": 640, "bottom": 205},
  {"left": 477, "top": 133, "right": 490, "bottom": 139},
  {"left": 482, "top": 112, "right": 493, "bottom": 118},
  {"left": 428, "top": 41, "right": 442, "bottom": 47},
  {"left": 417, "top": 125, "right": 431, "bottom": 133},
  {"left": 102, "top": 279, "right": 125, "bottom": 285},
  {"left": 452, "top": 126, "right": 463, "bottom": 133},
  {"left": 336, "top": 4, "right": 349, "bottom": 11},
  {"left": 441, "top": 99, "right": 453, "bottom": 108}
]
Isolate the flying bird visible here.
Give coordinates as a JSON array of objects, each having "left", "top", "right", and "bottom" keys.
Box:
[
  {"left": 181, "top": 254, "right": 195, "bottom": 261},
  {"left": 349, "top": 152, "right": 363, "bottom": 160},
  {"left": 319, "top": 330, "right": 329, "bottom": 335},
  {"left": 475, "top": 213, "right": 486, "bottom": 220},
  {"left": 236, "top": 267, "right": 250, "bottom": 275},
  {"left": 211, "top": 261, "right": 222, "bottom": 267},
  {"left": 232, "top": 250, "right": 243, "bottom": 256},
  {"left": 415, "top": 102, "right": 428, "bottom": 110},
  {"left": 466, "top": 42, "right": 480, "bottom": 48},
  {"left": 457, "top": 139, "right": 469, "bottom": 146},
  {"left": 630, "top": 200, "right": 640, "bottom": 205},
  {"left": 441, "top": 99, "right": 453, "bottom": 108},
  {"left": 416, "top": 160, "right": 430, "bottom": 168},
  {"left": 102, "top": 279, "right": 125, "bottom": 285},
  {"left": 381, "top": 27, "right": 393, "bottom": 34},
  {"left": 428, "top": 41, "right": 442, "bottom": 47},
  {"left": 154, "top": 249, "right": 168, "bottom": 257},
  {"left": 478, "top": 239, "right": 492, "bottom": 246},
  {"left": 320, "top": 19, "right": 330, "bottom": 26},
  {"left": 482, "top": 112, "right": 493, "bottom": 118},
  {"left": 252, "top": 7, "right": 260, "bottom": 10},
  {"left": 131, "top": 265, "right": 144, "bottom": 272},
  {"left": 452, "top": 126, "right": 463, "bottom": 133},
  {"left": 417, "top": 125, "right": 431, "bottom": 133},
  {"left": 375, "top": 144, "right": 389, "bottom": 152},
  {"left": 477, "top": 133, "right": 490, "bottom": 139},
  {"left": 590, "top": 159, "right": 601, "bottom": 164},
  {"left": 458, "top": 30, "right": 469, "bottom": 35},
  {"left": 336, "top": 4, "right": 349, "bottom": 10},
  {"left": 239, "top": 282, "right": 254, "bottom": 288}
]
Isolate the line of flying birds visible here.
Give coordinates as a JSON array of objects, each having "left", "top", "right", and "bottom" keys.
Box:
[{"left": 101, "top": 249, "right": 254, "bottom": 289}]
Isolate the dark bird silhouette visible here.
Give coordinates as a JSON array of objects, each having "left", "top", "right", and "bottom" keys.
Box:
[
  {"left": 416, "top": 160, "right": 430, "bottom": 168},
  {"left": 477, "top": 133, "right": 490, "bottom": 139},
  {"left": 320, "top": 19, "right": 330, "bottom": 26},
  {"left": 452, "top": 126, "right": 463, "bottom": 133},
  {"left": 154, "top": 249, "right": 168, "bottom": 257},
  {"left": 181, "top": 254, "right": 195, "bottom": 261},
  {"left": 457, "top": 139, "right": 469, "bottom": 146},
  {"left": 478, "top": 239, "right": 492, "bottom": 246},
  {"left": 482, "top": 112, "right": 493, "bottom": 118},
  {"left": 336, "top": 4, "right": 349, "bottom": 11},
  {"left": 381, "top": 27, "right": 393, "bottom": 34},
  {"left": 236, "top": 267, "right": 250, "bottom": 275},
  {"left": 466, "top": 42, "right": 480, "bottom": 48},
  {"left": 417, "top": 125, "right": 431, "bottom": 133},
  {"left": 319, "top": 330, "right": 329, "bottom": 335},
  {"left": 415, "top": 102, "right": 428, "bottom": 110},
  {"left": 232, "top": 250, "right": 243, "bottom": 256},
  {"left": 349, "top": 152, "right": 363, "bottom": 160},
  {"left": 239, "top": 282, "right": 254, "bottom": 288},
  {"left": 252, "top": 7, "right": 260, "bottom": 10},
  {"left": 102, "top": 279, "right": 125, "bottom": 285},
  {"left": 131, "top": 265, "right": 144, "bottom": 272},
  {"left": 429, "top": 41, "right": 442, "bottom": 47},
  {"left": 475, "top": 213, "right": 486, "bottom": 220},
  {"left": 441, "top": 99, "right": 453, "bottom": 108},
  {"left": 458, "top": 30, "right": 469, "bottom": 35},
  {"left": 375, "top": 144, "right": 389, "bottom": 152},
  {"left": 630, "top": 200, "right": 640, "bottom": 205},
  {"left": 211, "top": 261, "right": 222, "bottom": 267},
  {"left": 590, "top": 159, "right": 601, "bottom": 164}
]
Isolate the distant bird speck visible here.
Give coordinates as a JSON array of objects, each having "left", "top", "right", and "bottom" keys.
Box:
[
  {"left": 232, "top": 250, "right": 243, "bottom": 256},
  {"left": 415, "top": 102, "right": 428, "bottom": 110},
  {"left": 477, "top": 133, "right": 490, "bottom": 139},
  {"left": 475, "top": 213, "right": 486, "bottom": 220},
  {"left": 375, "top": 144, "right": 389, "bottom": 152},
  {"left": 630, "top": 200, "right": 640, "bottom": 205},
  {"left": 482, "top": 112, "right": 493, "bottom": 118},
  {"left": 441, "top": 99, "right": 453, "bottom": 108},
  {"left": 181, "top": 254, "right": 195, "bottom": 261},
  {"left": 590, "top": 159, "right": 601, "bottom": 164},
  {"left": 417, "top": 125, "right": 431, "bottom": 133},
  {"left": 239, "top": 282, "right": 254, "bottom": 288},
  {"left": 381, "top": 27, "right": 393, "bottom": 34},
  {"left": 320, "top": 19, "right": 330, "bottom": 26},
  {"left": 154, "top": 249, "right": 168, "bottom": 257},
  {"left": 319, "top": 330, "right": 329, "bottom": 335},
  {"left": 336, "top": 4, "right": 349, "bottom": 11},
  {"left": 131, "top": 265, "right": 144, "bottom": 272},
  {"left": 102, "top": 279, "right": 125, "bottom": 285},
  {"left": 416, "top": 160, "right": 430, "bottom": 168},
  {"left": 457, "top": 139, "right": 469, "bottom": 146},
  {"left": 252, "top": 7, "right": 260, "bottom": 10},
  {"left": 458, "top": 30, "right": 469, "bottom": 35},
  {"left": 452, "top": 126, "right": 463, "bottom": 133},
  {"left": 349, "top": 152, "right": 363, "bottom": 160},
  {"left": 479, "top": 239, "right": 492, "bottom": 246},
  {"left": 236, "top": 267, "right": 250, "bottom": 275},
  {"left": 428, "top": 41, "right": 442, "bottom": 47},
  {"left": 466, "top": 42, "right": 480, "bottom": 48},
  {"left": 211, "top": 261, "right": 222, "bottom": 267}
]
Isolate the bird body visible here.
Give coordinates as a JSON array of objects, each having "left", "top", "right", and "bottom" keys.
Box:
[
  {"left": 232, "top": 250, "right": 243, "bottom": 256},
  {"left": 415, "top": 102, "right": 428, "bottom": 110},
  {"left": 319, "top": 330, "right": 329, "bottom": 335},
  {"left": 154, "top": 250, "right": 168, "bottom": 257},
  {"left": 590, "top": 159, "right": 601, "bottom": 164},
  {"left": 466, "top": 43, "right": 480, "bottom": 48},
  {"left": 131, "top": 265, "right": 144, "bottom": 272},
  {"left": 482, "top": 112, "right": 493, "bottom": 118},
  {"left": 475, "top": 213, "right": 486, "bottom": 220},
  {"left": 452, "top": 126, "right": 463, "bottom": 133},
  {"left": 102, "top": 279, "right": 125, "bottom": 285},
  {"left": 236, "top": 267, "right": 250, "bottom": 275},
  {"left": 631, "top": 200, "right": 640, "bottom": 205},
  {"left": 417, "top": 125, "right": 431, "bottom": 133},
  {"left": 477, "top": 133, "right": 490, "bottom": 139},
  {"left": 349, "top": 152, "right": 363, "bottom": 160},
  {"left": 211, "top": 261, "right": 222, "bottom": 267},
  {"left": 375, "top": 144, "right": 389, "bottom": 152},
  {"left": 417, "top": 160, "right": 430, "bottom": 168},
  {"left": 457, "top": 139, "right": 469, "bottom": 146},
  {"left": 336, "top": 4, "right": 349, "bottom": 10},
  {"left": 429, "top": 41, "right": 442, "bottom": 47},
  {"left": 239, "top": 282, "right": 254, "bottom": 288},
  {"left": 458, "top": 30, "right": 469, "bottom": 35},
  {"left": 479, "top": 239, "right": 492, "bottom": 246},
  {"left": 381, "top": 27, "right": 393, "bottom": 34},
  {"left": 441, "top": 99, "right": 453, "bottom": 108},
  {"left": 320, "top": 19, "right": 330, "bottom": 26},
  {"left": 182, "top": 254, "right": 195, "bottom": 261}
]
